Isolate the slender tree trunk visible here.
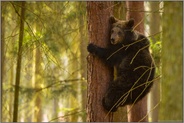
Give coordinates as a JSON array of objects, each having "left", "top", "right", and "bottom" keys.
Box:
[
  {"left": 149, "top": 2, "right": 161, "bottom": 43},
  {"left": 78, "top": 2, "right": 87, "bottom": 121},
  {"left": 31, "top": 36, "right": 36, "bottom": 122},
  {"left": 34, "top": 46, "right": 42, "bottom": 122},
  {"left": 148, "top": 1, "right": 161, "bottom": 121},
  {"left": 113, "top": 1, "right": 126, "bottom": 20},
  {"left": 13, "top": 1, "right": 26, "bottom": 122},
  {"left": 29, "top": 3, "right": 43, "bottom": 121},
  {"left": 126, "top": 2, "right": 144, "bottom": 32},
  {"left": 69, "top": 50, "right": 80, "bottom": 122},
  {"left": 1, "top": 3, "right": 5, "bottom": 122},
  {"left": 86, "top": 2, "right": 113, "bottom": 122},
  {"left": 126, "top": 1, "right": 148, "bottom": 122}
]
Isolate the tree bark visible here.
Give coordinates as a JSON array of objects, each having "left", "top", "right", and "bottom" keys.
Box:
[
  {"left": 148, "top": 1, "right": 161, "bottom": 121},
  {"left": 126, "top": 1, "right": 148, "bottom": 122},
  {"left": 126, "top": 1, "right": 144, "bottom": 32},
  {"left": 13, "top": 1, "right": 26, "bottom": 122},
  {"left": 86, "top": 2, "right": 113, "bottom": 122}
]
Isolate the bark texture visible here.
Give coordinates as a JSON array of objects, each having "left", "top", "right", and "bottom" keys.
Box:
[{"left": 86, "top": 2, "right": 113, "bottom": 122}]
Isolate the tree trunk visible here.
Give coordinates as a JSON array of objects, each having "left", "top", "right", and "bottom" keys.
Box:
[
  {"left": 149, "top": 2, "right": 161, "bottom": 43},
  {"left": 1, "top": 3, "right": 5, "bottom": 121},
  {"left": 86, "top": 2, "right": 113, "bottom": 122},
  {"left": 148, "top": 1, "right": 161, "bottom": 121},
  {"left": 78, "top": 2, "right": 87, "bottom": 121},
  {"left": 32, "top": 4, "right": 43, "bottom": 121},
  {"left": 113, "top": 1, "right": 126, "bottom": 20},
  {"left": 13, "top": 1, "right": 26, "bottom": 122},
  {"left": 126, "top": 1, "right": 144, "bottom": 32},
  {"left": 34, "top": 45, "right": 42, "bottom": 122},
  {"left": 126, "top": 1, "right": 148, "bottom": 122}
]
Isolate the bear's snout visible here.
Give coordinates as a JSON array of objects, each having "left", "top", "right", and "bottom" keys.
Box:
[{"left": 111, "top": 38, "right": 115, "bottom": 44}]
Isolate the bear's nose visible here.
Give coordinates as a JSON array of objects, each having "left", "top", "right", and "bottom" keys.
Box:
[{"left": 111, "top": 39, "right": 115, "bottom": 44}]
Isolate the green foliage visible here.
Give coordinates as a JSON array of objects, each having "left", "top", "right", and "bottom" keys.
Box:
[
  {"left": 150, "top": 40, "right": 161, "bottom": 59},
  {"left": 150, "top": 38, "right": 161, "bottom": 75},
  {"left": 2, "top": 1, "right": 87, "bottom": 122}
]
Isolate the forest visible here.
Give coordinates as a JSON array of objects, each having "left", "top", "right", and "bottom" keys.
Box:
[{"left": 1, "top": 1, "right": 183, "bottom": 122}]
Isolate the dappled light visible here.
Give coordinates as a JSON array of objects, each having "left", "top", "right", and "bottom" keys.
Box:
[{"left": 1, "top": 1, "right": 182, "bottom": 122}]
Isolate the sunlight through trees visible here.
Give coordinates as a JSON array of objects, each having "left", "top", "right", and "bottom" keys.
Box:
[{"left": 1, "top": 1, "right": 182, "bottom": 122}]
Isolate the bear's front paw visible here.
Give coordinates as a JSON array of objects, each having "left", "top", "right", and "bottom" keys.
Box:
[{"left": 87, "top": 43, "right": 97, "bottom": 54}]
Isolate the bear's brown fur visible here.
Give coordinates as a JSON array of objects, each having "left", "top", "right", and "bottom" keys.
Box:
[{"left": 87, "top": 16, "right": 155, "bottom": 112}]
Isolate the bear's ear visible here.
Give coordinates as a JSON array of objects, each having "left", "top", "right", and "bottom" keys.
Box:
[
  {"left": 109, "top": 16, "right": 119, "bottom": 24},
  {"left": 126, "top": 18, "right": 134, "bottom": 28}
]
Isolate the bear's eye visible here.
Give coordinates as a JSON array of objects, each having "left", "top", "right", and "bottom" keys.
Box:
[
  {"left": 118, "top": 31, "right": 122, "bottom": 35},
  {"left": 111, "top": 30, "right": 114, "bottom": 34}
]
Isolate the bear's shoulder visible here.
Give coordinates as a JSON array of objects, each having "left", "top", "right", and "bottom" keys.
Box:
[{"left": 122, "top": 31, "right": 150, "bottom": 54}]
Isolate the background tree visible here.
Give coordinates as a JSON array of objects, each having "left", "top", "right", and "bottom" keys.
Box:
[
  {"left": 1, "top": 3, "right": 6, "bottom": 121},
  {"left": 12, "top": 1, "right": 26, "bottom": 122},
  {"left": 86, "top": 2, "right": 113, "bottom": 122},
  {"left": 148, "top": 1, "right": 161, "bottom": 122},
  {"left": 78, "top": 2, "right": 88, "bottom": 121},
  {"left": 113, "top": 1, "right": 126, "bottom": 20},
  {"left": 126, "top": 1, "right": 148, "bottom": 122},
  {"left": 160, "top": 1, "right": 182, "bottom": 120}
]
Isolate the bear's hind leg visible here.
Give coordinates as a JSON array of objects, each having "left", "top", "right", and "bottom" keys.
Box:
[{"left": 102, "top": 84, "right": 129, "bottom": 112}]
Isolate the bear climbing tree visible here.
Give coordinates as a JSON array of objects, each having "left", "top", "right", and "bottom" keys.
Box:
[
  {"left": 87, "top": 1, "right": 155, "bottom": 122},
  {"left": 88, "top": 16, "right": 155, "bottom": 112}
]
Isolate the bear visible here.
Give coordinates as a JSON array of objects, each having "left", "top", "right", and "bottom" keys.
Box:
[{"left": 87, "top": 16, "right": 155, "bottom": 112}]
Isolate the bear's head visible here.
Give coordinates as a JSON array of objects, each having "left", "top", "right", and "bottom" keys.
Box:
[{"left": 109, "top": 16, "right": 135, "bottom": 45}]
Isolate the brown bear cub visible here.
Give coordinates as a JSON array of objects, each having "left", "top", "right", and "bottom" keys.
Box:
[{"left": 87, "top": 16, "right": 155, "bottom": 112}]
